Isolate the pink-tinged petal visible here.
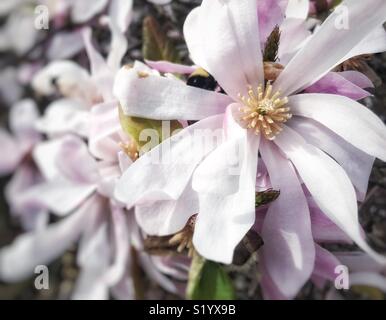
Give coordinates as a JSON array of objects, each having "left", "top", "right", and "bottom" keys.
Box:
[
  {"left": 345, "top": 26, "right": 386, "bottom": 61},
  {"left": 304, "top": 72, "right": 371, "bottom": 101},
  {"left": 183, "top": 7, "right": 207, "bottom": 69},
  {"left": 310, "top": 203, "right": 352, "bottom": 244},
  {"left": 312, "top": 245, "right": 342, "bottom": 283},
  {"left": 0, "top": 195, "right": 95, "bottom": 282},
  {"left": 34, "top": 135, "right": 98, "bottom": 184},
  {"left": 73, "top": 201, "right": 111, "bottom": 300},
  {"left": 0, "top": 129, "right": 22, "bottom": 175},
  {"left": 278, "top": 18, "right": 311, "bottom": 65},
  {"left": 258, "top": 0, "right": 287, "bottom": 44},
  {"left": 19, "top": 180, "right": 96, "bottom": 216},
  {"left": 135, "top": 181, "right": 198, "bottom": 236},
  {"left": 183, "top": 0, "right": 264, "bottom": 99},
  {"left": 82, "top": 28, "right": 114, "bottom": 101},
  {"left": 115, "top": 115, "right": 224, "bottom": 207},
  {"left": 47, "top": 30, "right": 85, "bottom": 60},
  {"left": 289, "top": 94, "right": 386, "bottom": 162},
  {"left": 89, "top": 101, "right": 122, "bottom": 162},
  {"left": 113, "top": 67, "right": 232, "bottom": 120},
  {"left": 70, "top": 0, "right": 108, "bottom": 23},
  {"left": 5, "top": 163, "right": 46, "bottom": 229},
  {"left": 103, "top": 16, "right": 128, "bottom": 72},
  {"left": 108, "top": 0, "right": 133, "bottom": 33},
  {"left": 274, "top": 0, "right": 386, "bottom": 96},
  {"left": 260, "top": 139, "right": 314, "bottom": 298},
  {"left": 145, "top": 60, "right": 196, "bottom": 75},
  {"left": 138, "top": 252, "right": 182, "bottom": 296},
  {"left": 151, "top": 255, "right": 190, "bottom": 282},
  {"left": 275, "top": 126, "right": 386, "bottom": 264},
  {"left": 36, "top": 99, "right": 90, "bottom": 138},
  {"left": 339, "top": 71, "right": 374, "bottom": 89},
  {"left": 101, "top": 205, "right": 129, "bottom": 286},
  {"left": 335, "top": 252, "right": 384, "bottom": 273},
  {"left": 285, "top": 0, "right": 309, "bottom": 19},
  {"left": 289, "top": 116, "right": 374, "bottom": 201},
  {"left": 260, "top": 254, "right": 289, "bottom": 300},
  {"left": 193, "top": 133, "right": 259, "bottom": 264}
]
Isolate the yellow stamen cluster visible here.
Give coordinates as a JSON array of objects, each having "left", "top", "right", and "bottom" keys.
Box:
[
  {"left": 238, "top": 83, "right": 291, "bottom": 140},
  {"left": 119, "top": 141, "right": 139, "bottom": 161}
]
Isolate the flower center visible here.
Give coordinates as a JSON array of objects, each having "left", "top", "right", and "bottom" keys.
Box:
[{"left": 238, "top": 83, "right": 291, "bottom": 140}]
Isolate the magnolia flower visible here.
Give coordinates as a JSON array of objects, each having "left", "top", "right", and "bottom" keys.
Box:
[
  {"left": 0, "top": 0, "right": 188, "bottom": 298},
  {"left": 114, "top": 0, "right": 386, "bottom": 298}
]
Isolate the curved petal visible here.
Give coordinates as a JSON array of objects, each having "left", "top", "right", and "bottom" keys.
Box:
[
  {"left": 183, "top": 0, "right": 264, "bottom": 99},
  {"left": 258, "top": 0, "right": 286, "bottom": 44},
  {"left": 36, "top": 98, "right": 90, "bottom": 138},
  {"left": 312, "top": 245, "right": 342, "bottom": 283},
  {"left": 89, "top": 101, "right": 122, "bottom": 162},
  {"left": 274, "top": 0, "right": 386, "bottom": 95},
  {"left": 73, "top": 209, "right": 111, "bottom": 300},
  {"left": 193, "top": 133, "right": 259, "bottom": 264},
  {"left": 345, "top": 26, "right": 386, "bottom": 61},
  {"left": 108, "top": 0, "right": 133, "bottom": 33},
  {"left": 145, "top": 60, "right": 196, "bottom": 75},
  {"left": 100, "top": 205, "right": 129, "bottom": 286},
  {"left": 113, "top": 67, "right": 232, "bottom": 120},
  {"left": 289, "top": 116, "right": 374, "bottom": 201},
  {"left": 289, "top": 93, "right": 386, "bottom": 161},
  {"left": 82, "top": 28, "right": 114, "bottom": 101},
  {"left": 135, "top": 181, "right": 198, "bottom": 236},
  {"left": 310, "top": 203, "right": 353, "bottom": 244},
  {"left": 275, "top": 125, "right": 386, "bottom": 264},
  {"left": 0, "top": 195, "right": 96, "bottom": 282},
  {"left": 115, "top": 115, "right": 224, "bottom": 207},
  {"left": 304, "top": 72, "right": 371, "bottom": 101},
  {"left": 260, "top": 139, "right": 314, "bottom": 298}
]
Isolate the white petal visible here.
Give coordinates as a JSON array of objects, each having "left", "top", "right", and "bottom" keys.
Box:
[
  {"left": 274, "top": 0, "right": 386, "bottom": 95},
  {"left": 289, "top": 116, "right": 374, "bottom": 200},
  {"left": 73, "top": 211, "right": 111, "bottom": 300},
  {"left": 289, "top": 93, "right": 386, "bottom": 161},
  {"left": 36, "top": 99, "right": 90, "bottom": 137},
  {"left": 108, "top": 0, "right": 133, "bottom": 33},
  {"left": 135, "top": 181, "right": 198, "bottom": 236},
  {"left": 115, "top": 115, "right": 224, "bottom": 207},
  {"left": 275, "top": 125, "right": 386, "bottom": 264},
  {"left": 260, "top": 139, "right": 315, "bottom": 298},
  {"left": 183, "top": 0, "right": 264, "bottom": 99},
  {"left": 285, "top": 0, "right": 309, "bottom": 20},
  {"left": 193, "top": 133, "right": 259, "bottom": 264},
  {"left": 0, "top": 195, "right": 95, "bottom": 282},
  {"left": 345, "top": 26, "right": 386, "bottom": 61},
  {"left": 113, "top": 67, "right": 232, "bottom": 120}
]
